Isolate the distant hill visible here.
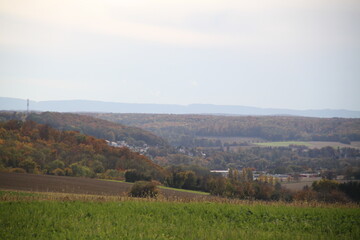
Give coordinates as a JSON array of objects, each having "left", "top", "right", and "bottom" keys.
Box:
[
  {"left": 88, "top": 113, "right": 360, "bottom": 146},
  {"left": 1, "top": 97, "right": 360, "bottom": 118},
  {"left": 0, "top": 111, "right": 168, "bottom": 147}
]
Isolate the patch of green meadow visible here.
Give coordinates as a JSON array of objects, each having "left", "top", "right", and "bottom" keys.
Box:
[{"left": 255, "top": 141, "right": 311, "bottom": 147}]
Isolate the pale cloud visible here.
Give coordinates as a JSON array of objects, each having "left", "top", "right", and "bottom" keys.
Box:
[
  {"left": 0, "top": 77, "right": 85, "bottom": 101},
  {"left": 0, "top": 0, "right": 359, "bottom": 110},
  {"left": 150, "top": 90, "right": 161, "bottom": 97},
  {"left": 0, "top": 0, "right": 238, "bottom": 48},
  {"left": 191, "top": 81, "right": 199, "bottom": 87},
  {"left": 1, "top": 0, "right": 358, "bottom": 51},
  {"left": 1, "top": 78, "right": 83, "bottom": 90}
]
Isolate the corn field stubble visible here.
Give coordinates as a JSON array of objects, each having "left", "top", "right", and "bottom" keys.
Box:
[{"left": 0, "top": 191, "right": 359, "bottom": 240}]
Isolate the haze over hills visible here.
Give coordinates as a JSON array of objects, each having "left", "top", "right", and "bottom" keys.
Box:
[{"left": 1, "top": 97, "right": 360, "bottom": 118}]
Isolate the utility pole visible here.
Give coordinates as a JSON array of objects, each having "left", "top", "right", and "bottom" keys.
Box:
[{"left": 27, "top": 99, "right": 29, "bottom": 116}]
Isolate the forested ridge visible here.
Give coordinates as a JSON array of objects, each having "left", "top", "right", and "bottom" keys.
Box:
[
  {"left": 0, "top": 120, "right": 165, "bottom": 180},
  {"left": 199, "top": 146, "right": 360, "bottom": 173},
  {"left": 88, "top": 113, "right": 360, "bottom": 146},
  {"left": 0, "top": 112, "right": 168, "bottom": 147}
]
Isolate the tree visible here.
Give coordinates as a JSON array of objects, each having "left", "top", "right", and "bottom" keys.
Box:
[
  {"left": 241, "top": 168, "right": 253, "bottom": 182},
  {"left": 339, "top": 181, "right": 360, "bottom": 202},
  {"left": 182, "top": 171, "right": 197, "bottom": 190},
  {"left": 125, "top": 169, "right": 151, "bottom": 182},
  {"left": 312, "top": 179, "right": 339, "bottom": 193},
  {"left": 19, "top": 158, "right": 37, "bottom": 173},
  {"left": 207, "top": 176, "right": 226, "bottom": 196},
  {"left": 49, "top": 160, "right": 65, "bottom": 171},
  {"left": 91, "top": 160, "right": 105, "bottom": 173},
  {"left": 70, "top": 163, "right": 94, "bottom": 177}
]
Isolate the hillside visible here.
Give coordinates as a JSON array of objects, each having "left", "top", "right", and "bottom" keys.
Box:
[
  {"left": 87, "top": 113, "right": 360, "bottom": 147},
  {"left": 0, "top": 119, "right": 166, "bottom": 181},
  {"left": 0, "top": 111, "right": 168, "bottom": 147}
]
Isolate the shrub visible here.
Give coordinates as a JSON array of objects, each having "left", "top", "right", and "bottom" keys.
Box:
[
  {"left": 52, "top": 168, "right": 65, "bottom": 176},
  {"left": 293, "top": 188, "right": 318, "bottom": 202},
  {"left": 10, "top": 168, "right": 26, "bottom": 173},
  {"left": 326, "top": 190, "right": 349, "bottom": 203},
  {"left": 129, "top": 181, "right": 159, "bottom": 198},
  {"left": 64, "top": 168, "right": 73, "bottom": 176}
]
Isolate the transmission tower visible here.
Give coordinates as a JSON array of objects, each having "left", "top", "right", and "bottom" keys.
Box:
[{"left": 27, "top": 99, "right": 29, "bottom": 116}]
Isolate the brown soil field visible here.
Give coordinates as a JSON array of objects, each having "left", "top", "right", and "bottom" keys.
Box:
[
  {"left": 0, "top": 172, "right": 209, "bottom": 199},
  {"left": 282, "top": 177, "right": 359, "bottom": 191},
  {"left": 282, "top": 177, "right": 322, "bottom": 191}
]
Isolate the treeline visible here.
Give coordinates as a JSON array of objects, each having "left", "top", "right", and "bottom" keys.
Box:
[
  {"left": 0, "top": 112, "right": 168, "bottom": 147},
  {"left": 88, "top": 113, "right": 360, "bottom": 146},
  {"left": 212, "top": 169, "right": 360, "bottom": 203},
  {"left": 163, "top": 166, "right": 360, "bottom": 203},
  {"left": 295, "top": 179, "right": 360, "bottom": 203},
  {"left": 0, "top": 120, "right": 165, "bottom": 181},
  {"left": 205, "top": 146, "right": 360, "bottom": 173},
  {"left": 150, "top": 146, "right": 360, "bottom": 179}
]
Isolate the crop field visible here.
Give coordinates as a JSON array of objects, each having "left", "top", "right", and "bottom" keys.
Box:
[
  {"left": 254, "top": 141, "right": 360, "bottom": 149},
  {"left": 203, "top": 136, "right": 265, "bottom": 144},
  {"left": 1, "top": 173, "right": 360, "bottom": 239},
  {"left": 1, "top": 190, "right": 359, "bottom": 240},
  {"left": 0, "top": 172, "right": 209, "bottom": 199}
]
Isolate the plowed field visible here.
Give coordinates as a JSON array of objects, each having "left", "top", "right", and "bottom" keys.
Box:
[{"left": 0, "top": 172, "right": 208, "bottom": 199}]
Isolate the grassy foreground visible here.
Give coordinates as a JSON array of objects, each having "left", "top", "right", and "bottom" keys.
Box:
[{"left": 0, "top": 191, "right": 359, "bottom": 240}]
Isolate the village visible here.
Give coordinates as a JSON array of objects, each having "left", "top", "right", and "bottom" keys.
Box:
[{"left": 105, "top": 140, "right": 149, "bottom": 154}]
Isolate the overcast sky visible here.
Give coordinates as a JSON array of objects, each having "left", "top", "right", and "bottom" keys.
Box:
[{"left": 0, "top": 0, "right": 359, "bottom": 110}]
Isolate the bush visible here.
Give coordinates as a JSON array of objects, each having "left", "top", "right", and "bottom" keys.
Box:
[
  {"left": 10, "top": 168, "right": 26, "bottom": 173},
  {"left": 64, "top": 168, "right": 73, "bottom": 176},
  {"left": 129, "top": 181, "right": 159, "bottom": 198},
  {"left": 293, "top": 188, "right": 318, "bottom": 202},
  {"left": 52, "top": 168, "right": 65, "bottom": 176}
]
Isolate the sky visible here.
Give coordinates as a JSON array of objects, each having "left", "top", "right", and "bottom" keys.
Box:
[{"left": 0, "top": 0, "right": 359, "bottom": 110}]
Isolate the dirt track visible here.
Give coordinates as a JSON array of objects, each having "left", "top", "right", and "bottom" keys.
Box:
[{"left": 0, "top": 172, "right": 208, "bottom": 199}]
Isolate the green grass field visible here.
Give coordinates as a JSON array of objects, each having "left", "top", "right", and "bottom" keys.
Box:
[
  {"left": 254, "top": 141, "right": 312, "bottom": 147},
  {"left": 254, "top": 141, "right": 360, "bottom": 149},
  {"left": 0, "top": 191, "right": 359, "bottom": 240}
]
